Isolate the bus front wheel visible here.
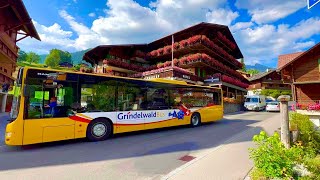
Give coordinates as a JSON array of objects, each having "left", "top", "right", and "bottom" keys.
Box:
[
  {"left": 190, "top": 113, "right": 201, "bottom": 127},
  {"left": 86, "top": 118, "right": 113, "bottom": 141}
]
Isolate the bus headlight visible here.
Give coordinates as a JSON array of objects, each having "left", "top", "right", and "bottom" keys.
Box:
[{"left": 6, "top": 132, "right": 12, "bottom": 138}]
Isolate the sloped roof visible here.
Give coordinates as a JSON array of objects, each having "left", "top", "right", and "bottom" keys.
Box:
[
  {"left": 83, "top": 22, "right": 244, "bottom": 64},
  {"left": 0, "top": 0, "right": 40, "bottom": 40},
  {"left": 277, "top": 52, "right": 304, "bottom": 70},
  {"left": 248, "top": 69, "right": 276, "bottom": 82},
  {"left": 278, "top": 42, "right": 320, "bottom": 70}
]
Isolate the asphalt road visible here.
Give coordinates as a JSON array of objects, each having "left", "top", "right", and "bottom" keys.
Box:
[{"left": 0, "top": 111, "right": 279, "bottom": 180}]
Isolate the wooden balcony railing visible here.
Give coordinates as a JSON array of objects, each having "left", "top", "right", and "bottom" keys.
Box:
[{"left": 0, "top": 37, "right": 18, "bottom": 63}]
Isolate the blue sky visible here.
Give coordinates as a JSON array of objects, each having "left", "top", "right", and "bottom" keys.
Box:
[{"left": 18, "top": 0, "right": 320, "bottom": 68}]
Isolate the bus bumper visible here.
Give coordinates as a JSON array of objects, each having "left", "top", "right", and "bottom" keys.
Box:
[{"left": 5, "top": 120, "right": 23, "bottom": 146}]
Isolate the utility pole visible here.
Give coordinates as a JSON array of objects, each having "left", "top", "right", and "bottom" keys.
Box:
[{"left": 277, "top": 95, "right": 291, "bottom": 148}]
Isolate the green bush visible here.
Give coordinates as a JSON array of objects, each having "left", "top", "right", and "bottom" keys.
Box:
[
  {"left": 303, "top": 155, "right": 320, "bottom": 179},
  {"left": 260, "top": 89, "right": 292, "bottom": 99},
  {"left": 249, "top": 131, "right": 304, "bottom": 179},
  {"left": 289, "top": 112, "right": 320, "bottom": 153}
]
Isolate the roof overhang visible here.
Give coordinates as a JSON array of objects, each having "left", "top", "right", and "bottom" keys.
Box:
[
  {"left": 83, "top": 22, "right": 244, "bottom": 64},
  {"left": 149, "top": 22, "right": 243, "bottom": 59},
  {"left": 83, "top": 44, "right": 148, "bottom": 65},
  {"left": 278, "top": 42, "right": 320, "bottom": 71},
  {"left": 0, "top": 0, "right": 40, "bottom": 41}
]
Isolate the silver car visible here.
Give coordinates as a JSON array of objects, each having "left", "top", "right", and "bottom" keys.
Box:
[{"left": 266, "top": 101, "right": 280, "bottom": 112}]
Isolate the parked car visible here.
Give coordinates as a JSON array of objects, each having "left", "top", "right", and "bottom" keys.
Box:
[
  {"left": 244, "top": 95, "right": 266, "bottom": 111},
  {"left": 266, "top": 101, "right": 280, "bottom": 112}
]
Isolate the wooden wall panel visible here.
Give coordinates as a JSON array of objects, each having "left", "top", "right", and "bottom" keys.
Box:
[
  {"left": 296, "top": 84, "right": 320, "bottom": 102},
  {"left": 294, "top": 47, "right": 320, "bottom": 82}
]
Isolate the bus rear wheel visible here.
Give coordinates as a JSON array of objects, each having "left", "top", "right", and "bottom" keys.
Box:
[
  {"left": 190, "top": 113, "right": 201, "bottom": 127},
  {"left": 86, "top": 118, "right": 112, "bottom": 141}
]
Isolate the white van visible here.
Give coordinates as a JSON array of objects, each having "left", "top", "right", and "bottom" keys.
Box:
[{"left": 244, "top": 95, "right": 266, "bottom": 111}]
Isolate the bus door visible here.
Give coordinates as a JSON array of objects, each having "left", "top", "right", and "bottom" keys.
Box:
[
  {"left": 23, "top": 71, "right": 77, "bottom": 144},
  {"left": 144, "top": 87, "right": 171, "bottom": 129},
  {"left": 116, "top": 82, "right": 147, "bottom": 133}
]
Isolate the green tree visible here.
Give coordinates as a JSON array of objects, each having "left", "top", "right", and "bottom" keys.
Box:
[
  {"left": 240, "top": 58, "right": 246, "bottom": 71},
  {"left": 45, "top": 49, "right": 60, "bottom": 67},
  {"left": 247, "top": 69, "right": 260, "bottom": 75},
  {"left": 59, "top": 50, "right": 72, "bottom": 64},
  {"left": 17, "top": 50, "right": 27, "bottom": 62},
  {"left": 26, "top": 52, "right": 40, "bottom": 64},
  {"left": 45, "top": 49, "right": 72, "bottom": 67}
]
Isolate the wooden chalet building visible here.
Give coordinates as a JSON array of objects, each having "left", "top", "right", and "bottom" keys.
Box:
[
  {"left": 0, "top": 0, "right": 40, "bottom": 112},
  {"left": 83, "top": 22, "right": 249, "bottom": 102},
  {"left": 247, "top": 69, "right": 290, "bottom": 96},
  {"left": 278, "top": 43, "right": 320, "bottom": 105}
]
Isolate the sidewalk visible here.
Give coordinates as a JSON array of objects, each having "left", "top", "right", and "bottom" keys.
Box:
[{"left": 163, "top": 113, "right": 281, "bottom": 180}]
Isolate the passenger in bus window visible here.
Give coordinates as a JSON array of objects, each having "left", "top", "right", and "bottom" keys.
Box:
[{"left": 45, "top": 97, "right": 57, "bottom": 116}]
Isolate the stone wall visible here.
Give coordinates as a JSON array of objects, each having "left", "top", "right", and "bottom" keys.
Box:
[{"left": 224, "top": 102, "right": 243, "bottom": 114}]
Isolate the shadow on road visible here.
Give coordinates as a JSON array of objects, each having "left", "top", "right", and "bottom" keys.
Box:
[{"left": 0, "top": 112, "right": 270, "bottom": 172}]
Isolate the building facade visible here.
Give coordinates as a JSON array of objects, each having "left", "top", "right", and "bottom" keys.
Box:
[
  {"left": 247, "top": 69, "right": 291, "bottom": 96},
  {"left": 279, "top": 43, "right": 320, "bottom": 104},
  {"left": 0, "top": 0, "right": 40, "bottom": 112},
  {"left": 83, "top": 23, "right": 249, "bottom": 105}
]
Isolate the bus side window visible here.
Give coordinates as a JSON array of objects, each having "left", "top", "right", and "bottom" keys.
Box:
[{"left": 147, "top": 88, "right": 169, "bottom": 110}]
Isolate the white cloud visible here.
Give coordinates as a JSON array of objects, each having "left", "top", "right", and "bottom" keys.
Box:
[
  {"left": 235, "top": 0, "right": 306, "bottom": 24},
  {"left": 91, "top": 0, "right": 234, "bottom": 44},
  {"left": 18, "top": 0, "right": 236, "bottom": 54},
  {"left": 59, "top": 10, "right": 110, "bottom": 50},
  {"left": 88, "top": 12, "right": 96, "bottom": 17},
  {"left": 17, "top": 21, "right": 75, "bottom": 54},
  {"left": 206, "top": 9, "right": 239, "bottom": 26},
  {"left": 233, "top": 17, "right": 320, "bottom": 65},
  {"left": 231, "top": 22, "right": 254, "bottom": 31},
  {"left": 17, "top": 0, "right": 320, "bottom": 69}
]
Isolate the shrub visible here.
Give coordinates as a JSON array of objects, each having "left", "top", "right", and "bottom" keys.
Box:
[
  {"left": 289, "top": 112, "right": 320, "bottom": 152},
  {"left": 304, "top": 155, "right": 320, "bottom": 177},
  {"left": 249, "top": 131, "right": 304, "bottom": 179}
]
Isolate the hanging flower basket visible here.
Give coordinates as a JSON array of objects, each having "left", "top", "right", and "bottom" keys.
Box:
[
  {"left": 173, "top": 42, "right": 180, "bottom": 50},
  {"left": 164, "top": 45, "right": 172, "bottom": 54},
  {"left": 173, "top": 58, "right": 179, "bottom": 66},
  {"left": 157, "top": 63, "right": 164, "bottom": 69},
  {"left": 157, "top": 48, "right": 164, "bottom": 56}
]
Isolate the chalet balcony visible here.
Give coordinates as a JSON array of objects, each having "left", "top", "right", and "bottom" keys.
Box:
[
  {"left": 0, "top": 36, "right": 18, "bottom": 64},
  {"left": 130, "top": 66, "right": 203, "bottom": 84},
  {"left": 147, "top": 35, "right": 242, "bottom": 70},
  {"left": 262, "top": 79, "right": 285, "bottom": 84},
  {"left": 204, "top": 73, "right": 249, "bottom": 90}
]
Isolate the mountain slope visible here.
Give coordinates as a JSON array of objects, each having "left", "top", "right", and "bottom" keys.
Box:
[{"left": 246, "top": 63, "right": 271, "bottom": 72}]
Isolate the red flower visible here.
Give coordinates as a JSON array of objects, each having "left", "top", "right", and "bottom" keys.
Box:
[
  {"left": 164, "top": 46, "right": 172, "bottom": 54},
  {"left": 164, "top": 61, "right": 172, "bottom": 67},
  {"left": 180, "top": 39, "right": 189, "bottom": 48},
  {"left": 157, "top": 63, "right": 164, "bottom": 68},
  {"left": 173, "top": 42, "right": 180, "bottom": 50},
  {"left": 157, "top": 48, "right": 164, "bottom": 56}
]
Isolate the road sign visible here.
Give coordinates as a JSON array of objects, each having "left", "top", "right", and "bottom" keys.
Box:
[{"left": 308, "top": 0, "right": 320, "bottom": 9}]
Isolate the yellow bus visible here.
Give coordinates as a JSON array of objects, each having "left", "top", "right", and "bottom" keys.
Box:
[{"left": 5, "top": 67, "right": 223, "bottom": 145}]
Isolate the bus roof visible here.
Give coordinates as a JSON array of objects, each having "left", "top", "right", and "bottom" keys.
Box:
[{"left": 22, "top": 67, "right": 221, "bottom": 90}]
